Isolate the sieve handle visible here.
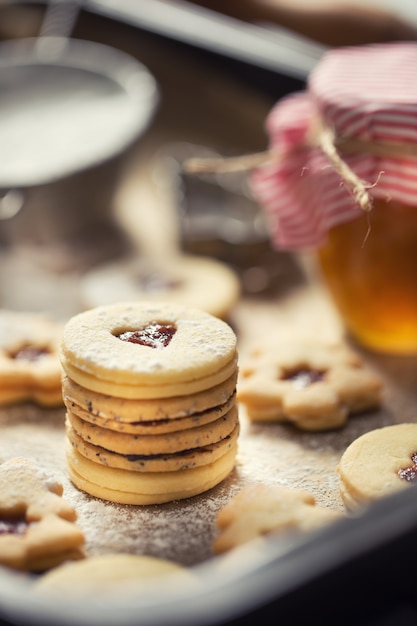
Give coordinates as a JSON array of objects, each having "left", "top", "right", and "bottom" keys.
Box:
[
  {"left": 39, "top": 0, "right": 82, "bottom": 39},
  {"left": 0, "top": 190, "right": 25, "bottom": 220},
  {"left": 35, "top": 0, "right": 82, "bottom": 58}
]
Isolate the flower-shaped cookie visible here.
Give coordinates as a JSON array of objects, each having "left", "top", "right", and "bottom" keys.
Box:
[
  {"left": 213, "top": 482, "right": 343, "bottom": 553},
  {"left": 237, "top": 341, "right": 382, "bottom": 430},
  {"left": 0, "top": 310, "right": 64, "bottom": 407},
  {"left": 0, "top": 457, "right": 85, "bottom": 571}
]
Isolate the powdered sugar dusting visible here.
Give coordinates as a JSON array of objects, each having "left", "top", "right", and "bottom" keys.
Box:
[
  {"left": 61, "top": 302, "right": 237, "bottom": 386},
  {"left": 0, "top": 292, "right": 413, "bottom": 618},
  {"left": 0, "top": 398, "right": 353, "bottom": 573}
]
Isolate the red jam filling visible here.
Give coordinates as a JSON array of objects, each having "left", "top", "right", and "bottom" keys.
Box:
[
  {"left": 281, "top": 367, "right": 325, "bottom": 390},
  {"left": 118, "top": 323, "right": 177, "bottom": 348},
  {"left": 398, "top": 452, "right": 417, "bottom": 482},
  {"left": 9, "top": 344, "right": 50, "bottom": 361},
  {"left": 0, "top": 515, "right": 28, "bottom": 536}
]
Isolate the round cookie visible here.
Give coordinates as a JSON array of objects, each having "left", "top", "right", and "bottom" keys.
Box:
[
  {"left": 66, "top": 422, "right": 239, "bottom": 472},
  {"left": 62, "top": 358, "right": 237, "bottom": 401},
  {"left": 60, "top": 301, "right": 238, "bottom": 399},
  {"left": 67, "top": 394, "right": 236, "bottom": 435},
  {"left": 80, "top": 254, "right": 241, "bottom": 320},
  {"left": 337, "top": 423, "right": 417, "bottom": 509},
  {"left": 62, "top": 371, "right": 237, "bottom": 425},
  {"left": 0, "top": 310, "right": 64, "bottom": 407},
  {"left": 34, "top": 553, "right": 195, "bottom": 595},
  {"left": 66, "top": 442, "right": 238, "bottom": 505},
  {"left": 66, "top": 405, "right": 239, "bottom": 455}
]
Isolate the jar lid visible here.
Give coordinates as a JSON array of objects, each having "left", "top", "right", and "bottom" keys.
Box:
[
  {"left": 311, "top": 42, "right": 417, "bottom": 119},
  {"left": 251, "top": 43, "right": 417, "bottom": 250}
]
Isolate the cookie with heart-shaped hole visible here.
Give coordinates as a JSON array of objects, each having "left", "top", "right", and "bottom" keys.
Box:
[{"left": 60, "top": 301, "right": 237, "bottom": 399}]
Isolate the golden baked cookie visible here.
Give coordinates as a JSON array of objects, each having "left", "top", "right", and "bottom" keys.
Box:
[
  {"left": 66, "top": 442, "right": 237, "bottom": 505},
  {"left": 337, "top": 423, "right": 417, "bottom": 510},
  {"left": 67, "top": 396, "right": 235, "bottom": 435},
  {"left": 61, "top": 301, "right": 240, "bottom": 504},
  {"left": 0, "top": 309, "right": 63, "bottom": 407},
  {"left": 80, "top": 254, "right": 241, "bottom": 321},
  {"left": 237, "top": 341, "right": 382, "bottom": 430},
  {"left": 62, "top": 371, "right": 237, "bottom": 429},
  {"left": 66, "top": 405, "right": 238, "bottom": 456},
  {"left": 34, "top": 553, "right": 196, "bottom": 596},
  {"left": 60, "top": 301, "right": 238, "bottom": 399},
  {"left": 0, "top": 457, "right": 85, "bottom": 571},
  {"left": 213, "top": 482, "right": 343, "bottom": 553},
  {"left": 66, "top": 422, "right": 239, "bottom": 472}
]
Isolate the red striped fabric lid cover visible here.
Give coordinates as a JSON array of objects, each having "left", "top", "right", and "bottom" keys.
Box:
[{"left": 251, "top": 42, "right": 417, "bottom": 250}]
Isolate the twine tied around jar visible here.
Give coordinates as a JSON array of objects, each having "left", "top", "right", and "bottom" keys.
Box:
[{"left": 183, "top": 116, "right": 399, "bottom": 215}]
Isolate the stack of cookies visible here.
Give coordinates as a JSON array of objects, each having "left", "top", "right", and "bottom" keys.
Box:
[{"left": 60, "top": 301, "right": 239, "bottom": 505}]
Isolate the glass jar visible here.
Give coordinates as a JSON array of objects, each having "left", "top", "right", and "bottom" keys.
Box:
[
  {"left": 250, "top": 42, "right": 417, "bottom": 355},
  {"left": 317, "top": 198, "right": 417, "bottom": 354}
]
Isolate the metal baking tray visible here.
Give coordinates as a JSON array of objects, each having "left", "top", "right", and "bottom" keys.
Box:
[{"left": 1, "top": 484, "right": 417, "bottom": 626}]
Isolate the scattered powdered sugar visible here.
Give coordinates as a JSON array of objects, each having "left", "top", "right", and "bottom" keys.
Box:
[
  {"left": 0, "top": 400, "right": 350, "bottom": 573},
  {"left": 0, "top": 341, "right": 399, "bottom": 617}
]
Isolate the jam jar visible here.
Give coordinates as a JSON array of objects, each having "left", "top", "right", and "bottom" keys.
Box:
[
  {"left": 317, "top": 198, "right": 417, "bottom": 353},
  {"left": 251, "top": 42, "right": 417, "bottom": 354}
]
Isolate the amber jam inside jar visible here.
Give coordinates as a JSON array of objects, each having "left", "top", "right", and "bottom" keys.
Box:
[{"left": 317, "top": 198, "right": 417, "bottom": 354}]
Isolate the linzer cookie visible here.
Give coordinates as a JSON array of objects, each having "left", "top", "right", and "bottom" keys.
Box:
[
  {"left": 337, "top": 423, "right": 417, "bottom": 510},
  {"left": 35, "top": 553, "right": 197, "bottom": 595},
  {"left": 0, "top": 309, "right": 63, "bottom": 407},
  {"left": 237, "top": 340, "right": 382, "bottom": 430},
  {"left": 60, "top": 301, "right": 239, "bottom": 505},
  {"left": 80, "top": 254, "right": 241, "bottom": 321},
  {"left": 60, "top": 302, "right": 238, "bottom": 399},
  {"left": 0, "top": 457, "right": 85, "bottom": 572}
]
